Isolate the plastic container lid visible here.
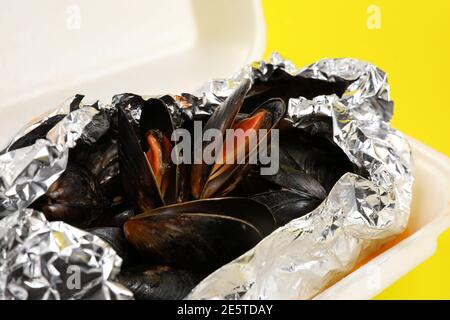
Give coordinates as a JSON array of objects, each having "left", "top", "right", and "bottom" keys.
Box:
[{"left": 0, "top": 0, "right": 265, "bottom": 147}]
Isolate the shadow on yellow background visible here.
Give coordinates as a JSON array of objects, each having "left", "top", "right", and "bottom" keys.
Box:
[{"left": 262, "top": 0, "right": 450, "bottom": 299}]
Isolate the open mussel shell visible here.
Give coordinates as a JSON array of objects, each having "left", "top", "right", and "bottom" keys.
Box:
[
  {"left": 32, "top": 163, "right": 104, "bottom": 228},
  {"left": 252, "top": 190, "right": 322, "bottom": 227},
  {"left": 202, "top": 98, "right": 286, "bottom": 199},
  {"left": 140, "top": 98, "right": 181, "bottom": 204},
  {"left": 191, "top": 91, "right": 286, "bottom": 199},
  {"left": 191, "top": 79, "right": 252, "bottom": 199},
  {"left": 124, "top": 198, "right": 272, "bottom": 274},
  {"left": 118, "top": 108, "right": 164, "bottom": 213},
  {"left": 118, "top": 265, "right": 201, "bottom": 300},
  {"left": 118, "top": 96, "right": 187, "bottom": 213}
]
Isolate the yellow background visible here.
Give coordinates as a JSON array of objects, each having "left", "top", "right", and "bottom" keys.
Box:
[{"left": 261, "top": 0, "right": 450, "bottom": 299}]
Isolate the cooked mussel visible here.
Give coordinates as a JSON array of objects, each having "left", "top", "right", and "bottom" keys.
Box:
[
  {"left": 230, "top": 169, "right": 281, "bottom": 196},
  {"left": 242, "top": 122, "right": 356, "bottom": 226},
  {"left": 118, "top": 265, "right": 201, "bottom": 300},
  {"left": 71, "top": 131, "right": 125, "bottom": 213},
  {"left": 89, "top": 208, "right": 135, "bottom": 228},
  {"left": 118, "top": 98, "right": 185, "bottom": 213},
  {"left": 123, "top": 197, "right": 275, "bottom": 274},
  {"left": 191, "top": 80, "right": 286, "bottom": 199},
  {"left": 118, "top": 83, "right": 286, "bottom": 209},
  {"left": 118, "top": 107, "right": 164, "bottom": 212},
  {"left": 252, "top": 190, "right": 322, "bottom": 227},
  {"left": 32, "top": 163, "right": 104, "bottom": 228},
  {"left": 139, "top": 98, "right": 181, "bottom": 204},
  {"left": 263, "top": 123, "right": 355, "bottom": 195}
]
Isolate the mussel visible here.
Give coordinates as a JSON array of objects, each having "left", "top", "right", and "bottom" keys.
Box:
[
  {"left": 262, "top": 123, "right": 355, "bottom": 195},
  {"left": 32, "top": 163, "right": 105, "bottom": 228},
  {"left": 118, "top": 265, "right": 201, "bottom": 300},
  {"left": 89, "top": 208, "right": 135, "bottom": 228},
  {"left": 116, "top": 80, "right": 287, "bottom": 277},
  {"left": 251, "top": 190, "right": 321, "bottom": 226},
  {"left": 71, "top": 130, "right": 126, "bottom": 214},
  {"left": 3, "top": 95, "right": 85, "bottom": 153},
  {"left": 123, "top": 197, "right": 275, "bottom": 274},
  {"left": 245, "top": 122, "right": 355, "bottom": 224},
  {"left": 30, "top": 108, "right": 128, "bottom": 228},
  {"left": 117, "top": 103, "right": 167, "bottom": 212},
  {"left": 190, "top": 80, "right": 286, "bottom": 199}
]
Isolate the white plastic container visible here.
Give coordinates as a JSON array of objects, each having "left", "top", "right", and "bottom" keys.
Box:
[{"left": 1, "top": 0, "right": 449, "bottom": 299}]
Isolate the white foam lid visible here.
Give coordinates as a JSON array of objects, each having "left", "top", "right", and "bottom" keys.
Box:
[{"left": 0, "top": 0, "right": 265, "bottom": 146}]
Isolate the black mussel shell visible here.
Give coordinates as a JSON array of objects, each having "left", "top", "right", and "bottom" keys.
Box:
[
  {"left": 262, "top": 163, "right": 327, "bottom": 200},
  {"left": 201, "top": 98, "right": 286, "bottom": 199},
  {"left": 90, "top": 208, "right": 135, "bottom": 228},
  {"left": 191, "top": 79, "right": 252, "bottom": 199},
  {"left": 259, "top": 123, "right": 355, "bottom": 202},
  {"left": 124, "top": 201, "right": 265, "bottom": 274},
  {"left": 252, "top": 190, "right": 322, "bottom": 227},
  {"left": 88, "top": 227, "right": 131, "bottom": 265},
  {"left": 4, "top": 114, "right": 66, "bottom": 152},
  {"left": 71, "top": 132, "right": 125, "bottom": 212},
  {"left": 134, "top": 197, "right": 276, "bottom": 236},
  {"left": 118, "top": 108, "right": 164, "bottom": 213},
  {"left": 67, "top": 94, "right": 85, "bottom": 112},
  {"left": 3, "top": 95, "right": 88, "bottom": 153},
  {"left": 277, "top": 125, "right": 355, "bottom": 194},
  {"left": 231, "top": 169, "right": 281, "bottom": 196},
  {"left": 139, "top": 98, "right": 179, "bottom": 204},
  {"left": 229, "top": 169, "right": 281, "bottom": 197},
  {"left": 191, "top": 84, "right": 286, "bottom": 200},
  {"left": 32, "top": 163, "right": 104, "bottom": 228},
  {"left": 118, "top": 265, "right": 201, "bottom": 300},
  {"left": 240, "top": 67, "right": 353, "bottom": 114}
]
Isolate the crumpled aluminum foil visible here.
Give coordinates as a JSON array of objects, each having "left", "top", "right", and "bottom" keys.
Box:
[
  {"left": 0, "top": 209, "right": 131, "bottom": 299},
  {"left": 0, "top": 96, "right": 132, "bottom": 299},
  {"left": 0, "top": 52, "right": 413, "bottom": 300},
  {"left": 187, "top": 53, "right": 413, "bottom": 299}
]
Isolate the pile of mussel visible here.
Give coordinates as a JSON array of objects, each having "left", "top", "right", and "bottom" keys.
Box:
[{"left": 10, "top": 70, "right": 358, "bottom": 299}]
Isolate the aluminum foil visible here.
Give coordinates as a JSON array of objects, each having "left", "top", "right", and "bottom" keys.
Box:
[
  {"left": 0, "top": 53, "right": 413, "bottom": 300},
  {"left": 0, "top": 209, "right": 131, "bottom": 299},
  {"left": 0, "top": 96, "right": 132, "bottom": 299},
  {"left": 187, "top": 53, "right": 413, "bottom": 299}
]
